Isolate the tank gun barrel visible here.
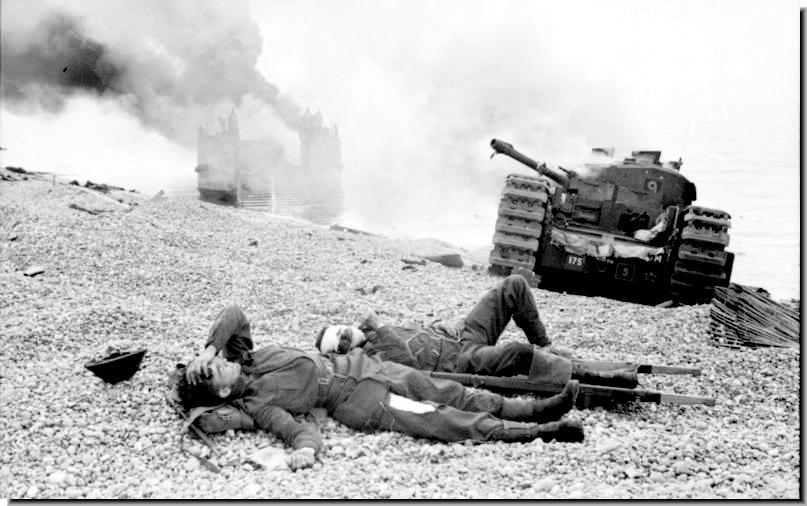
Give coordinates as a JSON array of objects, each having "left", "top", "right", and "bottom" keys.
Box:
[{"left": 490, "top": 139, "right": 570, "bottom": 187}]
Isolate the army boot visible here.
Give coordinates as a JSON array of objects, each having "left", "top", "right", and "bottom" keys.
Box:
[
  {"left": 531, "top": 380, "right": 579, "bottom": 422},
  {"left": 495, "top": 419, "right": 585, "bottom": 443},
  {"left": 533, "top": 419, "right": 585, "bottom": 443},
  {"left": 500, "top": 380, "right": 579, "bottom": 423},
  {"left": 571, "top": 363, "right": 639, "bottom": 389}
]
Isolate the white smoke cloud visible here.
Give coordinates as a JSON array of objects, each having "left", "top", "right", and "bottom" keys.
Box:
[
  {"left": 247, "top": 0, "right": 797, "bottom": 240},
  {"left": 0, "top": 0, "right": 797, "bottom": 248}
]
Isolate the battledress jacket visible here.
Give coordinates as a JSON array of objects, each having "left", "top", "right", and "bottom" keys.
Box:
[
  {"left": 362, "top": 324, "right": 463, "bottom": 372},
  {"left": 362, "top": 324, "right": 572, "bottom": 384},
  {"left": 205, "top": 328, "right": 329, "bottom": 454}
]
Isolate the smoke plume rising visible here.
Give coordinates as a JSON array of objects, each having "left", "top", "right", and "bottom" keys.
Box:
[
  {"left": 1, "top": 0, "right": 304, "bottom": 145},
  {"left": 2, "top": 0, "right": 797, "bottom": 258}
]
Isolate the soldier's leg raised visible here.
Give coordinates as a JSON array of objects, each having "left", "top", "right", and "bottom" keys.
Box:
[
  {"left": 457, "top": 341, "right": 534, "bottom": 376},
  {"left": 460, "top": 274, "right": 549, "bottom": 347},
  {"left": 207, "top": 304, "right": 254, "bottom": 361},
  {"left": 528, "top": 348, "right": 573, "bottom": 383}
]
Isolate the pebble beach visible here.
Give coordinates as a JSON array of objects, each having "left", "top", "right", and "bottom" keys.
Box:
[{"left": 0, "top": 169, "right": 800, "bottom": 499}]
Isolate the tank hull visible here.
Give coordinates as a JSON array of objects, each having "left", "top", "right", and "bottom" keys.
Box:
[{"left": 489, "top": 165, "right": 734, "bottom": 305}]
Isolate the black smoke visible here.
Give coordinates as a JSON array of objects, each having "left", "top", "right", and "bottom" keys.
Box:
[
  {"left": 1, "top": 13, "right": 122, "bottom": 107},
  {"left": 0, "top": 0, "right": 307, "bottom": 144}
]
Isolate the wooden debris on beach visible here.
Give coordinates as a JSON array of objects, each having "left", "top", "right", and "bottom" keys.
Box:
[
  {"left": 401, "top": 257, "right": 427, "bottom": 266},
  {"left": 22, "top": 265, "right": 46, "bottom": 277},
  {"left": 329, "top": 224, "right": 375, "bottom": 236},
  {"left": 68, "top": 203, "right": 108, "bottom": 216},
  {"left": 419, "top": 253, "right": 464, "bottom": 268},
  {"left": 709, "top": 283, "right": 800, "bottom": 349}
]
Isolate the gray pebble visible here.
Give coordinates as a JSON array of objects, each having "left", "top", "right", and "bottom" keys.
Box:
[
  {"left": 534, "top": 477, "right": 554, "bottom": 492},
  {"left": 242, "top": 483, "right": 261, "bottom": 496},
  {"left": 65, "top": 487, "right": 83, "bottom": 498},
  {"left": 600, "top": 438, "right": 623, "bottom": 454},
  {"left": 183, "top": 456, "right": 200, "bottom": 472},
  {"left": 48, "top": 471, "right": 67, "bottom": 486}
]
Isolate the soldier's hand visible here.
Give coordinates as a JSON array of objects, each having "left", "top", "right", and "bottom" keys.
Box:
[
  {"left": 186, "top": 345, "right": 217, "bottom": 384},
  {"left": 286, "top": 447, "right": 316, "bottom": 471},
  {"left": 361, "top": 310, "right": 383, "bottom": 331}
]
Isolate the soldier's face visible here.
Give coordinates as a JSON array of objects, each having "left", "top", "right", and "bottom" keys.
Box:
[
  {"left": 208, "top": 356, "right": 241, "bottom": 394},
  {"left": 319, "top": 325, "right": 366, "bottom": 354}
]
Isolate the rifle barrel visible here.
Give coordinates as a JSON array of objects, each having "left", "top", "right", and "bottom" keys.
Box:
[
  {"left": 427, "top": 371, "right": 715, "bottom": 407},
  {"left": 638, "top": 364, "right": 702, "bottom": 376},
  {"left": 572, "top": 359, "right": 701, "bottom": 376}
]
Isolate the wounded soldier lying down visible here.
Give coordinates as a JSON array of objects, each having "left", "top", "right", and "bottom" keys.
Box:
[
  {"left": 175, "top": 304, "right": 583, "bottom": 470},
  {"left": 316, "top": 274, "right": 638, "bottom": 388}
]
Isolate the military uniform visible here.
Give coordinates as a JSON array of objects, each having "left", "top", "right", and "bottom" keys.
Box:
[
  {"left": 362, "top": 275, "right": 572, "bottom": 384},
  {"left": 203, "top": 304, "right": 581, "bottom": 454}
]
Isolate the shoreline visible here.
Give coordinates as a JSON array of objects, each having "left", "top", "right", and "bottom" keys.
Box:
[{"left": 0, "top": 169, "right": 800, "bottom": 499}]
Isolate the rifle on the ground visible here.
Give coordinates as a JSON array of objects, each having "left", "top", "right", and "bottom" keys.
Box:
[
  {"left": 572, "top": 359, "right": 702, "bottom": 376},
  {"left": 427, "top": 371, "right": 715, "bottom": 408},
  {"left": 165, "top": 392, "right": 223, "bottom": 473}
]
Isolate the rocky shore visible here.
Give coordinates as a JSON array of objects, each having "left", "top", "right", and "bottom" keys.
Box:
[{"left": 0, "top": 170, "right": 800, "bottom": 499}]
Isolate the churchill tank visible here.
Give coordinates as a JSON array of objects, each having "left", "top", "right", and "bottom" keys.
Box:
[{"left": 488, "top": 139, "right": 734, "bottom": 304}]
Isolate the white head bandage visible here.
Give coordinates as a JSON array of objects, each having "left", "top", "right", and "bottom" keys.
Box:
[{"left": 318, "top": 325, "right": 366, "bottom": 354}]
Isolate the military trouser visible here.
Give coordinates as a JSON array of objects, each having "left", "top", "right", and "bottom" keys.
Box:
[
  {"left": 453, "top": 275, "right": 549, "bottom": 375},
  {"left": 330, "top": 378, "right": 577, "bottom": 443},
  {"left": 323, "top": 351, "right": 574, "bottom": 443},
  {"left": 458, "top": 274, "right": 549, "bottom": 348},
  {"left": 454, "top": 342, "right": 637, "bottom": 387},
  {"left": 451, "top": 275, "right": 589, "bottom": 384}
]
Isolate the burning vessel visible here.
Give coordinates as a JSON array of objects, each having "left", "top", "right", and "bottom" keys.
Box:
[{"left": 195, "top": 108, "right": 342, "bottom": 212}]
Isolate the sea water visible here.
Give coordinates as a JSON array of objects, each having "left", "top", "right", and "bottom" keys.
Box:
[{"left": 34, "top": 103, "right": 801, "bottom": 301}]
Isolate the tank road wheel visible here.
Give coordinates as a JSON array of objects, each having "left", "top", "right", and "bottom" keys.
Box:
[
  {"left": 668, "top": 206, "right": 733, "bottom": 303},
  {"left": 489, "top": 173, "right": 552, "bottom": 276}
]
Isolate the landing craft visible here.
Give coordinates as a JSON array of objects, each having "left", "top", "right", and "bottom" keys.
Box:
[
  {"left": 194, "top": 108, "right": 342, "bottom": 214},
  {"left": 488, "top": 139, "right": 734, "bottom": 304}
]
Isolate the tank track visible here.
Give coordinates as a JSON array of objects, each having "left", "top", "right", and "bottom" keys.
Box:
[
  {"left": 668, "top": 206, "right": 732, "bottom": 302},
  {"left": 489, "top": 173, "right": 552, "bottom": 274}
]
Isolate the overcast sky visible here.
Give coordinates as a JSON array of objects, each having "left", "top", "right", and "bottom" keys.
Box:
[
  {"left": 252, "top": 0, "right": 798, "bottom": 110},
  {"left": 0, "top": 0, "right": 800, "bottom": 200},
  {"left": 246, "top": 0, "right": 799, "bottom": 201}
]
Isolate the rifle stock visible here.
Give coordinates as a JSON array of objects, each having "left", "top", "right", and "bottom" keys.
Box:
[{"left": 427, "top": 371, "right": 715, "bottom": 407}]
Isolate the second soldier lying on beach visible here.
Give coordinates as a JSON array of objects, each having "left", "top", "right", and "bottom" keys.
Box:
[
  {"left": 316, "top": 274, "right": 639, "bottom": 388},
  {"left": 174, "top": 304, "right": 583, "bottom": 470}
]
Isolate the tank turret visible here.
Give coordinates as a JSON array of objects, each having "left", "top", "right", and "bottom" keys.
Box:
[{"left": 487, "top": 138, "right": 734, "bottom": 305}]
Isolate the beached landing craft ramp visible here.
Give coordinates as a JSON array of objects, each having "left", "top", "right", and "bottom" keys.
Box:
[{"left": 195, "top": 108, "right": 342, "bottom": 214}]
